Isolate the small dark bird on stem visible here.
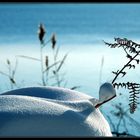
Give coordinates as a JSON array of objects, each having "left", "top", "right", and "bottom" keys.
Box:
[{"left": 38, "top": 23, "right": 46, "bottom": 44}]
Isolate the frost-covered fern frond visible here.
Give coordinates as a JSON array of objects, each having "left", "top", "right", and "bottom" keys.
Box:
[{"left": 104, "top": 38, "right": 140, "bottom": 113}]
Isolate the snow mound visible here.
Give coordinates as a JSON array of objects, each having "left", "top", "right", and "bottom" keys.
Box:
[
  {"left": 2, "top": 86, "right": 92, "bottom": 101},
  {"left": 0, "top": 86, "right": 112, "bottom": 137}
]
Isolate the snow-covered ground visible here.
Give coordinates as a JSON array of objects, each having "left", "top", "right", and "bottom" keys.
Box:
[{"left": 0, "top": 86, "right": 113, "bottom": 137}]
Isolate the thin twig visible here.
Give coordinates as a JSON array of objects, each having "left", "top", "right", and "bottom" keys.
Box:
[
  {"left": 40, "top": 45, "right": 46, "bottom": 86},
  {"left": 17, "top": 55, "right": 41, "bottom": 61},
  {"left": 112, "top": 52, "right": 140, "bottom": 84}
]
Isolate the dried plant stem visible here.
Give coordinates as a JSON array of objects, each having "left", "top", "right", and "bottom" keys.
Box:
[
  {"left": 0, "top": 59, "right": 17, "bottom": 89},
  {"left": 45, "top": 67, "right": 49, "bottom": 85},
  {"left": 106, "top": 115, "right": 116, "bottom": 131},
  {"left": 99, "top": 56, "right": 104, "bottom": 86},
  {"left": 122, "top": 117, "right": 128, "bottom": 133},
  {"left": 10, "top": 80, "right": 13, "bottom": 89},
  {"left": 40, "top": 45, "right": 46, "bottom": 86},
  {"left": 116, "top": 115, "right": 123, "bottom": 132},
  {"left": 53, "top": 49, "right": 60, "bottom": 87},
  {"left": 112, "top": 52, "right": 139, "bottom": 84},
  {"left": 105, "top": 37, "right": 140, "bottom": 113},
  {"left": 8, "top": 63, "right": 13, "bottom": 89}
]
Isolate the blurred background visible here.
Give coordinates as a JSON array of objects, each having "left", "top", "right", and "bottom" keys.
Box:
[{"left": 0, "top": 3, "right": 140, "bottom": 136}]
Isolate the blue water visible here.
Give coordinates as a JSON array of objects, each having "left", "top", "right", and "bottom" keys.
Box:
[
  {"left": 1, "top": 4, "right": 140, "bottom": 45},
  {"left": 0, "top": 3, "right": 140, "bottom": 136}
]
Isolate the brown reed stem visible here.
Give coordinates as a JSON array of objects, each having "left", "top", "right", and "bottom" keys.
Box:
[
  {"left": 40, "top": 45, "right": 46, "bottom": 86},
  {"left": 53, "top": 49, "right": 60, "bottom": 87}
]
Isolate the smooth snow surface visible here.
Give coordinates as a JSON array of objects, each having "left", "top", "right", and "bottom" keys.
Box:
[{"left": 0, "top": 86, "right": 112, "bottom": 137}]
